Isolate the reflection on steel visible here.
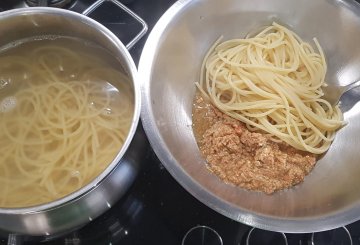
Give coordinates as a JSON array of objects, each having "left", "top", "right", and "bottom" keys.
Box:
[
  {"left": 82, "top": 0, "right": 148, "bottom": 50},
  {"left": 25, "top": 0, "right": 75, "bottom": 8},
  {"left": 7, "top": 234, "right": 23, "bottom": 245}
]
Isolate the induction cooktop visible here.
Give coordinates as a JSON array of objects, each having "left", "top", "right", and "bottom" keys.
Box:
[{"left": 0, "top": 0, "right": 360, "bottom": 244}]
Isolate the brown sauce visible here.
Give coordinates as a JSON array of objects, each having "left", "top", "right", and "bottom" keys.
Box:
[{"left": 192, "top": 93, "right": 316, "bottom": 194}]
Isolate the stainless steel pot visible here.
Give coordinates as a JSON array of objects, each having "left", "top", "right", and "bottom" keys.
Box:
[
  {"left": 0, "top": 7, "right": 144, "bottom": 235},
  {"left": 140, "top": 0, "right": 360, "bottom": 233}
]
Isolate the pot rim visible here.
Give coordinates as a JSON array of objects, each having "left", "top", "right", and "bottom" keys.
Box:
[
  {"left": 139, "top": 0, "right": 360, "bottom": 233},
  {"left": 0, "top": 7, "right": 141, "bottom": 214}
]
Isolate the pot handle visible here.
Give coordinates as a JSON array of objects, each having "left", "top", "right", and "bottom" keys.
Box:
[{"left": 82, "top": 0, "right": 148, "bottom": 50}]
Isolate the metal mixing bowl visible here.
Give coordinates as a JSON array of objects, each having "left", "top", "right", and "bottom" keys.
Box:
[{"left": 139, "top": 0, "right": 360, "bottom": 233}]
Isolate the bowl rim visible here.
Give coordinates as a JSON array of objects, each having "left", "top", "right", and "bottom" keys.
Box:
[{"left": 0, "top": 7, "right": 141, "bottom": 214}]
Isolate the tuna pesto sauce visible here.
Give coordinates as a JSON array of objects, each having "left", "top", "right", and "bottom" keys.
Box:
[{"left": 192, "top": 93, "right": 317, "bottom": 194}]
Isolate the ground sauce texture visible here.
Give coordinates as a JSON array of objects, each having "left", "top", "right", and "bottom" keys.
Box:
[{"left": 192, "top": 94, "right": 316, "bottom": 194}]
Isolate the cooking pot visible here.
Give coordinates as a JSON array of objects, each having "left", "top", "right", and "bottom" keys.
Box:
[
  {"left": 139, "top": 0, "right": 360, "bottom": 233},
  {"left": 0, "top": 7, "right": 145, "bottom": 235}
]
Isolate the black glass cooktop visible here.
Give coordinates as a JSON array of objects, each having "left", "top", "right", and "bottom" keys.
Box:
[{"left": 1, "top": 0, "right": 360, "bottom": 244}]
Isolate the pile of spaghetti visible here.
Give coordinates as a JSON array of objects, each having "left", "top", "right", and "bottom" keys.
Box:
[{"left": 196, "top": 22, "right": 343, "bottom": 154}]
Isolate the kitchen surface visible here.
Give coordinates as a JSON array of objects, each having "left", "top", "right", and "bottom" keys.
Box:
[{"left": 1, "top": 0, "right": 360, "bottom": 244}]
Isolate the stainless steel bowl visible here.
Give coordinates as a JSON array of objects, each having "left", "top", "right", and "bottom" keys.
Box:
[
  {"left": 0, "top": 7, "right": 144, "bottom": 235},
  {"left": 139, "top": 0, "right": 360, "bottom": 233}
]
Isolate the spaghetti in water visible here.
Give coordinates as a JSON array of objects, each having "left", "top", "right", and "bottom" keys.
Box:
[{"left": 0, "top": 38, "right": 134, "bottom": 207}]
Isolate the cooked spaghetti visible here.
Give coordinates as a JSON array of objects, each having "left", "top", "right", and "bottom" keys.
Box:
[
  {"left": 196, "top": 22, "right": 343, "bottom": 154},
  {"left": 0, "top": 37, "right": 134, "bottom": 208}
]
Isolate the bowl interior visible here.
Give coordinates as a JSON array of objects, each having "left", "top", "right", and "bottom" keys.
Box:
[{"left": 140, "top": 0, "right": 360, "bottom": 232}]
